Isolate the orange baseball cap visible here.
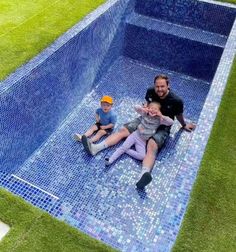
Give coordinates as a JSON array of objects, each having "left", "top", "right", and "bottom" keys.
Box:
[{"left": 100, "top": 95, "right": 113, "bottom": 104}]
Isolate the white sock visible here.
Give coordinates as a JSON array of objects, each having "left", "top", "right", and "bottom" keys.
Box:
[{"left": 91, "top": 141, "right": 108, "bottom": 155}]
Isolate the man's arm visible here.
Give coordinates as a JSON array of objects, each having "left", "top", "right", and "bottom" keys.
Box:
[{"left": 176, "top": 114, "right": 196, "bottom": 132}]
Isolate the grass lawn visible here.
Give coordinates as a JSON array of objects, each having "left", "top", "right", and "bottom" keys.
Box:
[
  {"left": 0, "top": 188, "right": 116, "bottom": 252},
  {"left": 0, "top": 0, "right": 106, "bottom": 80}
]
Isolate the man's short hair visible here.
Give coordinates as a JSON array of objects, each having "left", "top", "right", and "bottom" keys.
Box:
[{"left": 154, "top": 74, "right": 169, "bottom": 85}]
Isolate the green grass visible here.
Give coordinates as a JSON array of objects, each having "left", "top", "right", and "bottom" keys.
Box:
[
  {"left": 0, "top": 0, "right": 106, "bottom": 80},
  {"left": 0, "top": 188, "right": 116, "bottom": 252},
  {"left": 217, "top": 0, "right": 236, "bottom": 3}
]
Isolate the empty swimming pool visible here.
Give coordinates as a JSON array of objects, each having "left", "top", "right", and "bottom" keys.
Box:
[{"left": 1, "top": 0, "right": 236, "bottom": 251}]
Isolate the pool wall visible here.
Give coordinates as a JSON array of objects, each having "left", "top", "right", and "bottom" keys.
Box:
[
  {"left": 0, "top": 0, "right": 131, "bottom": 173},
  {"left": 136, "top": 0, "right": 236, "bottom": 36},
  {"left": 123, "top": 23, "right": 223, "bottom": 81}
]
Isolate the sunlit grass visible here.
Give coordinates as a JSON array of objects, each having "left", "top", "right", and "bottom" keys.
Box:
[
  {"left": 0, "top": 0, "right": 105, "bottom": 80},
  {"left": 0, "top": 188, "right": 116, "bottom": 252}
]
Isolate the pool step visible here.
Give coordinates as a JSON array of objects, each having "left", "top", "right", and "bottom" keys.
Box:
[
  {"left": 134, "top": 0, "right": 236, "bottom": 37},
  {"left": 126, "top": 12, "right": 227, "bottom": 48},
  {"left": 123, "top": 14, "right": 223, "bottom": 82}
]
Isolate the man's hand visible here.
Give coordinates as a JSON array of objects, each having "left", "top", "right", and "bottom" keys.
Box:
[{"left": 183, "top": 123, "right": 196, "bottom": 132}]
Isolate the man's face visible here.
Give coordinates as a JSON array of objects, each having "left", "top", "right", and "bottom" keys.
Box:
[{"left": 154, "top": 78, "right": 169, "bottom": 98}]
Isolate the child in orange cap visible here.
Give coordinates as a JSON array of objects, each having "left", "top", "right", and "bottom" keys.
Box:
[{"left": 74, "top": 95, "right": 117, "bottom": 143}]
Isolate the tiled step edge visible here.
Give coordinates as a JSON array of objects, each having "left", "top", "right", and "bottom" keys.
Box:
[{"left": 126, "top": 12, "right": 227, "bottom": 48}]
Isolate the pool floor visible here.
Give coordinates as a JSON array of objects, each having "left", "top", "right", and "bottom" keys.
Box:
[{"left": 13, "top": 56, "right": 210, "bottom": 251}]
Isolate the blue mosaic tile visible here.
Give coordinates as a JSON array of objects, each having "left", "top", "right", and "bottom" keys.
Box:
[
  {"left": 157, "top": 17, "right": 236, "bottom": 250},
  {"left": 135, "top": 0, "right": 236, "bottom": 36},
  {"left": 0, "top": 0, "right": 236, "bottom": 251},
  {"left": 0, "top": 0, "right": 131, "bottom": 174},
  {"left": 123, "top": 23, "right": 223, "bottom": 81},
  {"left": 0, "top": 174, "right": 58, "bottom": 212},
  {"left": 126, "top": 12, "right": 227, "bottom": 47},
  {"left": 13, "top": 56, "right": 209, "bottom": 251}
]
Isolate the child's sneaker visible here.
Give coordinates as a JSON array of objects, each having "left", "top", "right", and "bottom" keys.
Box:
[{"left": 74, "top": 133, "right": 82, "bottom": 142}]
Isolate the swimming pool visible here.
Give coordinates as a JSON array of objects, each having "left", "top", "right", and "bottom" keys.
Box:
[{"left": 0, "top": 0, "right": 236, "bottom": 251}]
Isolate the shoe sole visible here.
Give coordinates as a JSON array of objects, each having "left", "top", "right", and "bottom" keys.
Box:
[
  {"left": 82, "top": 135, "right": 92, "bottom": 155},
  {"left": 136, "top": 172, "right": 152, "bottom": 189},
  {"left": 74, "top": 134, "right": 81, "bottom": 142}
]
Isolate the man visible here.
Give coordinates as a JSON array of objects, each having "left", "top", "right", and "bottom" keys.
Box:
[{"left": 82, "top": 74, "right": 195, "bottom": 189}]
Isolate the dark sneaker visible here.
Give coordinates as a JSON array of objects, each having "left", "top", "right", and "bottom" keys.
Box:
[
  {"left": 136, "top": 172, "right": 152, "bottom": 189},
  {"left": 82, "top": 135, "right": 93, "bottom": 155},
  {"left": 105, "top": 157, "right": 110, "bottom": 166}
]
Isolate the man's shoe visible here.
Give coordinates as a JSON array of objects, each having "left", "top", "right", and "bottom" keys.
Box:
[
  {"left": 136, "top": 172, "right": 152, "bottom": 189},
  {"left": 81, "top": 135, "right": 93, "bottom": 155}
]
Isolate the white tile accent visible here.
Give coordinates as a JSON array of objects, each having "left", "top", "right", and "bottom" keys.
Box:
[{"left": 0, "top": 221, "right": 10, "bottom": 241}]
